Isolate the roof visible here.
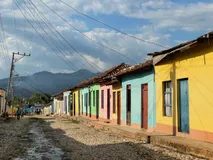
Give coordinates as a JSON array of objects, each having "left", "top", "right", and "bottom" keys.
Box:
[
  {"left": 52, "top": 88, "right": 71, "bottom": 98},
  {"left": 113, "top": 60, "right": 153, "bottom": 77},
  {"left": 148, "top": 31, "right": 213, "bottom": 57},
  {"left": 72, "top": 63, "right": 129, "bottom": 89}
]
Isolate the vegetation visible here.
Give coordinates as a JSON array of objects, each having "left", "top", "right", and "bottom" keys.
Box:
[{"left": 12, "top": 92, "right": 52, "bottom": 106}]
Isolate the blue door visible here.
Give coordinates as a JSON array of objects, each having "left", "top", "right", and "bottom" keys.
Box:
[{"left": 179, "top": 79, "right": 189, "bottom": 133}]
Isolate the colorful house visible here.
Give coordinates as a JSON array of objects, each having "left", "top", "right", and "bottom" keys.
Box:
[
  {"left": 63, "top": 89, "right": 71, "bottom": 115},
  {"left": 148, "top": 31, "right": 213, "bottom": 142},
  {"left": 52, "top": 91, "right": 63, "bottom": 115},
  {"left": 98, "top": 63, "right": 129, "bottom": 122},
  {"left": 89, "top": 84, "right": 100, "bottom": 120},
  {"left": 114, "top": 60, "right": 156, "bottom": 131},
  {"left": 71, "top": 88, "right": 82, "bottom": 116}
]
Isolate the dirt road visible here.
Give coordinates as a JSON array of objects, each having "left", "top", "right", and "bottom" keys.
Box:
[{"left": 0, "top": 116, "right": 206, "bottom": 160}]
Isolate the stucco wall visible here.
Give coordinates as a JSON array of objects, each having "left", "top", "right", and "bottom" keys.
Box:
[
  {"left": 99, "top": 85, "right": 113, "bottom": 120},
  {"left": 63, "top": 91, "right": 71, "bottom": 115},
  {"left": 90, "top": 84, "right": 100, "bottom": 117},
  {"left": 154, "top": 41, "right": 213, "bottom": 142},
  {"left": 121, "top": 69, "right": 156, "bottom": 129}
]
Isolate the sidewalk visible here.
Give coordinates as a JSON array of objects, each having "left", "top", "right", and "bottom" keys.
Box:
[{"left": 55, "top": 114, "right": 213, "bottom": 159}]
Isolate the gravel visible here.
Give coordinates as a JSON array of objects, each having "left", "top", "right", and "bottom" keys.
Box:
[
  {"left": 39, "top": 117, "right": 206, "bottom": 160},
  {"left": 0, "top": 117, "right": 32, "bottom": 160}
]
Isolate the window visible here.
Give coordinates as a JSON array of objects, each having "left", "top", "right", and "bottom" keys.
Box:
[
  {"left": 93, "top": 91, "right": 95, "bottom": 107},
  {"left": 113, "top": 92, "right": 116, "bottom": 113},
  {"left": 101, "top": 90, "right": 104, "bottom": 108},
  {"left": 163, "top": 81, "right": 172, "bottom": 117},
  {"left": 89, "top": 91, "right": 91, "bottom": 106}
]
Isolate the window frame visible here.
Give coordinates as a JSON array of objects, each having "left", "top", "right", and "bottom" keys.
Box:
[
  {"left": 163, "top": 81, "right": 172, "bottom": 117},
  {"left": 101, "top": 90, "right": 104, "bottom": 109},
  {"left": 113, "top": 91, "right": 116, "bottom": 113}
]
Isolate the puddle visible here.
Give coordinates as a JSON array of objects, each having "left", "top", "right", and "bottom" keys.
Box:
[{"left": 14, "top": 122, "right": 64, "bottom": 160}]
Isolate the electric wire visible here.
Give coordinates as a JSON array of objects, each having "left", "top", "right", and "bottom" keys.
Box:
[
  {"left": 39, "top": 0, "right": 137, "bottom": 64},
  {"left": 59, "top": 0, "right": 167, "bottom": 49}
]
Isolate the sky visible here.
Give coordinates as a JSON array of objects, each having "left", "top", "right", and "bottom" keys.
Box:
[{"left": 0, "top": 0, "right": 213, "bottom": 79}]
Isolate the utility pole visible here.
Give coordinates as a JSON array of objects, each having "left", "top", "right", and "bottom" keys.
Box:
[{"left": 5, "top": 52, "right": 30, "bottom": 113}]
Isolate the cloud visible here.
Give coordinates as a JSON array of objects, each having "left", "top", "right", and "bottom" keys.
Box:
[{"left": 0, "top": 0, "right": 212, "bottom": 80}]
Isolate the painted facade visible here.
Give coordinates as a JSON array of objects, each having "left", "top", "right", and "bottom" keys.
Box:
[
  {"left": 99, "top": 84, "right": 113, "bottom": 121},
  {"left": 121, "top": 68, "right": 156, "bottom": 131},
  {"left": 153, "top": 37, "right": 213, "bottom": 142},
  {"left": 63, "top": 91, "right": 71, "bottom": 115},
  {"left": 81, "top": 87, "right": 89, "bottom": 116},
  {"left": 111, "top": 82, "right": 122, "bottom": 125},
  {"left": 72, "top": 89, "right": 81, "bottom": 116},
  {"left": 90, "top": 84, "right": 100, "bottom": 119}
]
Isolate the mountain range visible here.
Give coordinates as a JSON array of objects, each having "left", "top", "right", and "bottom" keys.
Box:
[{"left": 0, "top": 69, "right": 99, "bottom": 98}]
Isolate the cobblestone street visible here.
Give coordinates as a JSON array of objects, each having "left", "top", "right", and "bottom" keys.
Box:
[
  {"left": 3, "top": 116, "right": 206, "bottom": 160},
  {"left": 0, "top": 116, "right": 208, "bottom": 160}
]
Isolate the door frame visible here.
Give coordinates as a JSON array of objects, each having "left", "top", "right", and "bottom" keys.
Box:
[
  {"left": 107, "top": 89, "right": 110, "bottom": 120},
  {"left": 178, "top": 78, "right": 190, "bottom": 133},
  {"left": 141, "top": 83, "right": 148, "bottom": 129},
  {"left": 96, "top": 90, "right": 99, "bottom": 119},
  {"left": 126, "top": 84, "right": 131, "bottom": 126},
  {"left": 117, "top": 91, "right": 121, "bottom": 125}
]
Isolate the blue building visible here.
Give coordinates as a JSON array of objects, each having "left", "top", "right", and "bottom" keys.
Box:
[{"left": 115, "top": 60, "right": 156, "bottom": 132}]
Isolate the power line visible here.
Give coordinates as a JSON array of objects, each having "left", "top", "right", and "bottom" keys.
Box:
[
  {"left": 29, "top": 0, "right": 104, "bottom": 72},
  {"left": 14, "top": 0, "right": 80, "bottom": 72},
  {"left": 25, "top": 0, "right": 89, "bottom": 71},
  {"left": 21, "top": 0, "right": 79, "bottom": 71},
  {"left": 39, "top": 0, "right": 137, "bottom": 64},
  {"left": 59, "top": 0, "right": 168, "bottom": 49}
]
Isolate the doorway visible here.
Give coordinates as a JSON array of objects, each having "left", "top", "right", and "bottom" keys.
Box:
[
  {"left": 141, "top": 84, "right": 148, "bottom": 129},
  {"left": 73, "top": 93, "right": 76, "bottom": 116},
  {"left": 117, "top": 91, "right": 121, "bottom": 125},
  {"left": 126, "top": 85, "right": 131, "bottom": 126},
  {"left": 178, "top": 79, "right": 189, "bottom": 133},
  {"left": 96, "top": 90, "right": 99, "bottom": 119},
  {"left": 107, "top": 89, "right": 110, "bottom": 119}
]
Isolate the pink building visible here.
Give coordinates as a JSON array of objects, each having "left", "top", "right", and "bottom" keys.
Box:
[{"left": 99, "top": 84, "right": 113, "bottom": 122}]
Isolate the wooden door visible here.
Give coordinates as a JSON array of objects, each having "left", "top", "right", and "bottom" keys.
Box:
[
  {"left": 126, "top": 85, "right": 131, "bottom": 125},
  {"left": 82, "top": 95, "right": 83, "bottom": 115},
  {"left": 89, "top": 91, "right": 91, "bottom": 117},
  {"left": 85, "top": 93, "right": 88, "bottom": 116},
  {"left": 78, "top": 91, "right": 80, "bottom": 116},
  {"left": 73, "top": 93, "right": 76, "bottom": 116},
  {"left": 179, "top": 79, "right": 189, "bottom": 133},
  {"left": 107, "top": 89, "right": 110, "bottom": 119},
  {"left": 96, "top": 90, "right": 99, "bottom": 119},
  {"left": 142, "top": 84, "right": 148, "bottom": 129},
  {"left": 117, "top": 91, "right": 121, "bottom": 125},
  {"left": 65, "top": 96, "right": 67, "bottom": 114}
]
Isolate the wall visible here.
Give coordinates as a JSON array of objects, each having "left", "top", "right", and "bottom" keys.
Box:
[
  {"left": 63, "top": 91, "right": 71, "bottom": 115},
  {"left": 0, "top": 90, "right": 6, "bottom": 114},
  {"left": 81, "top": 87, "right": 89, "bottom": 116},
  {"left": 121, "top": 69, "right": 156, "bottom": 130},
  {"left": 99, "top": 84, "right": 113, "bottom": 120},
  {"left": 90, "top": 84, "right": 100, "bottom": 119},
  {"left": 112, "top": 82, "right": 122, "bottom": 124},
  {"left": 154, "top": 41, "right": 213, "bottom": 142},
  {"left": 72, "top": 89, "right": 80, "bottom": 116}
]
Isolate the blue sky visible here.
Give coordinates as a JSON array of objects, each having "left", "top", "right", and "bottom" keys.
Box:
[{"left": 0, "top": 0, "right": 213, "bottom": 78}]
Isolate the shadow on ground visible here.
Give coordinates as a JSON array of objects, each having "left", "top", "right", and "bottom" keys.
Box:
[{"left": 35, "top": 117, "right": 180, "bottom": 160}]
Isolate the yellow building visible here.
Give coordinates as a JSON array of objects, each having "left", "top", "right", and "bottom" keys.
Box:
[
  {"left": 72, "top": 89, "right": 82, "bottom": 116},
  {"left": 111, "top": 82, "right": 122, "bottom": 125},
  {"left": 149, "top": 31, "right": 213, "bottom": 143}
]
